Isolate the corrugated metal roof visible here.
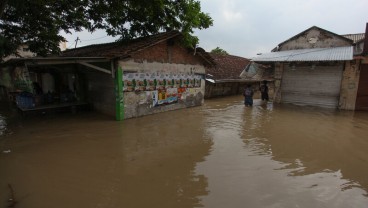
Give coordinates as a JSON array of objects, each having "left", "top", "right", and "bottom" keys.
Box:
[
  {"left": 252, "top": 46, "right": 353, "bottom": 62},
  {"left": 342, "top": 33, "right": 365, "bottom": 43}
]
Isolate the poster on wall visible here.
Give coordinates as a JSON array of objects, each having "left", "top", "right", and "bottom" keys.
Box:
[
  {"left": 165, "top": 74, "right": 174, "bottom": 89},
  {"left": 180, "top": 74, "right": 188, "bottom": 88},
  {"left": 123, "top": 73, "right": 135, "bottom": 92},
  {"left": 174, "top": 74, "right": 181, "bottom": 88},
  {"left": 123, "top": 72, "right": 203, "bottom": 92},
  {"left": 194, "top": 75, "right": 202, "bottom": 87},
  {"left": 188, "top": 75, "right": 194, "bottom": 88},
  {"left": 146, "top": 73, "right": 156, "bottom": 91},
  {"left": 166, "top": 88, "right": 178, "bottom": 103},
  {"left": 177, "top": 87, "right": 186, "bottom": 100},
  {"left": 157, "top": 89, "right": 167, "bottom": 105},
  {"left": 135, "top": 73, "right": 146, "bottom": 91},
  {"left": 156, "top": 74, "right": 165, "bottom": 90},
  {"left": 151, "top": 90, "right": 158, "bottom": 106}
]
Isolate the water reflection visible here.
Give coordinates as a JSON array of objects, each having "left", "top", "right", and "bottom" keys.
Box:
[
  {"left": 0, "top": 110, "right": 212, "bottom": 208},
  {"left": 2, "top": 96, "right": 368, "bottom": 208},
  {"left": 197, "top": 96, "right": 368, "bottom": 208}
]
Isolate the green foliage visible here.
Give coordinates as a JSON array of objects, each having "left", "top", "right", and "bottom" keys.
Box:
[
  {"left": 211, "top": 47, "right": 229, "bottom": 55},
  {"left": 0, "top": 0, "right": 213, "bottom": 60}
]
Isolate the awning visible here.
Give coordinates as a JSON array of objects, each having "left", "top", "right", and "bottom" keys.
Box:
[
  {"left": 252, "top": 46, "right": 353, "bottom": 62},
  {"left": 2, "top": 57, "right": 113, "bottom": 74}
]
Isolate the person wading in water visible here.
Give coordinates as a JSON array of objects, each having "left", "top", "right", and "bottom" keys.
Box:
[
  {"left": 259, "top": 80, "right": 269, "bottom": 102},
  {"left": 243, "top": 84, "right": 254, "bottom": 107}
]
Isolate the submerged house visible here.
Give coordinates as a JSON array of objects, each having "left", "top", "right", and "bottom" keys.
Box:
[
  {"left": 203, "top": 54, "right": 250, "bottom": 98},
  {"left": 203, "top": 53, "right": 274, "bottom": 99},
  {"left": 0, "top": 31, "right": 212, "bottom": 119},
  {"left": 202, "top": 53, "right": 274, "bottom": 98},
  {"left": 252, "top": 25, "right": 368, "bottom": 110}
]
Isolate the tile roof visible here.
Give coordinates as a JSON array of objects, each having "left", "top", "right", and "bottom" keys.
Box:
[
  {"left": 252, "top": 46, "right": 353, "bottom": 62},
  {"left": 61, "top": 31, "right": 182, "bottom": 58},
  {"left": 342, "top": 33, "right": 365, "bottom": 44},
  {"left": 205, "top": 53, "right": 250, "bottom": 80}
]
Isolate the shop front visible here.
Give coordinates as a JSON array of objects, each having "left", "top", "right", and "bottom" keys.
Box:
[{"left": 0, "top": 57, "right": 112, "bottom": 115}]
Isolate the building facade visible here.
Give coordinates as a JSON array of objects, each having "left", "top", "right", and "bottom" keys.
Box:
[
  {"left": 0, "top": 31, "right": 210, "bottom": 120},
  {"left": 63, "top": 31, "right": 209, "bottom": 120},
  {"left": 253, "top": 25, "right": 367, "bottom": 110}
]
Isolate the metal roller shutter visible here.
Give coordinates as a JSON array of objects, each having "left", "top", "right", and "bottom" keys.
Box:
[{"left": 281, "top": 64, "right": 343, "bottom": 108}]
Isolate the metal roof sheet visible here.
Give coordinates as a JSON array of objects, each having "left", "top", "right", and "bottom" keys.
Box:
[{"left": 251, "top": 46, "right": 353, "bottom": 62}]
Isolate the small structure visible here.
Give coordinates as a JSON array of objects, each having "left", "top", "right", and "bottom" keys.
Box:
[
  {"left": 0, "top": 57, "right": 110, "bottom": 114},
  {"left": 252, "top": 25, "right": 367, "bottom": 110},
  {"left": 203, "top": 54, "right": 250, "bottom": 98},
  {"left": 0, "top": 31, "right": 211, "bottom": 120},
  {"left": 202, "top": 53, "right": 274, "bottom": 98}
]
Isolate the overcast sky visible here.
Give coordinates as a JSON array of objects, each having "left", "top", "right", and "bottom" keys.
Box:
[{"left": 63, "top": 0, "right": 368, "bottom": 58}]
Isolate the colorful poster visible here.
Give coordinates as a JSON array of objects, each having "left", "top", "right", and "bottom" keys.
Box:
[
  {"left": 122, "top": 72, "right": 201, "bottom": 93},
  {"left": 165, "top": 74, "right": 174, "bottom": 89},
  {"left": 195, "top": 75, "right": 202, "bottom": 87},
  {"left": 180, "top": 74, "right": 188, "bottom": 88},
  {"left": 157, "top": 89, "right": 167, "bottom": 105},
  {"left": 123, "top": 73, "right": 135, "bottom": 92},
  {"left": 188, "top": 75, "right": 195, "bottom": 88},
  {"left": 174, "top": 74, "right": 181, "bottom": 88},
  {"left": 134, "top": 73, "right": 146, "bottom": 91},
  {"left": 146, "top": 73, "right": 156, "bottom": 91},
  {"left": 178, "top": 87, "right": 186, "bottom": 100},
  {"left": 166, "top": 88, "right": 178, "bottom": 103},
  {"left": 156, "top": 74, "right": 165, "bottom": 90}
]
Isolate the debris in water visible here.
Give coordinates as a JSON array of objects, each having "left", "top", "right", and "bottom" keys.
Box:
[
  {"left": 3, "top": 150, "right": 11, "bottom": 154},
  {"left": 8, "top": 184, "right": 17, "bottom": 207}
]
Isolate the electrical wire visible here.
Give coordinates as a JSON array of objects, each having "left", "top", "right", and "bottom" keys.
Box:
[{"left": 80, "top": 35, "right": 109, "bottom": 42}]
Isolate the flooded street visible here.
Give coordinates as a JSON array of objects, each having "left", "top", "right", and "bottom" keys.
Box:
[{"left": 1, "top": 96, "right": 368, "bottom": 208}]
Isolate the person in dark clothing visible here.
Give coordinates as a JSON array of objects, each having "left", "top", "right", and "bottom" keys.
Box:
[
  {"left": 32, "top": 82, "right": 43, "bottom": 95},
  {"left": 243, "top": 84, "right": 254, "bottom": 106},
  {"left": 259, "top": 80, "right": 269, "bottom": 101}
]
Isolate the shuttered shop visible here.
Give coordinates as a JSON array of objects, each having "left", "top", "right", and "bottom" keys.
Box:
[{"left": 281, "top": 64, "right": 343, "bottom": 108}]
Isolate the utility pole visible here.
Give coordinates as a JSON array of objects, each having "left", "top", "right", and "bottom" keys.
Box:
[{"left": 74, "top": 37, "right": 80, "bottom": 48}]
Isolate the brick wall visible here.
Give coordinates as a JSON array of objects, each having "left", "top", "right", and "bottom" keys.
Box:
[{"left": 132, "top": 39, "right": 205, "bottom": 66}]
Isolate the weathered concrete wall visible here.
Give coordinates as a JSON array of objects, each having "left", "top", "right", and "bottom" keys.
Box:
[
  {"left": 354, "top": 42, "right": 365, "bottom": 55},
  {"left": 205, "top": 82, "right": 241, "bottom": 98},
  {"left": 279, "top": 28, "right": 351, "bottom": 51},
  {"left": 121, "top": 60, "right": 205, "bottom": 75},
  {"left": 119, "top": 39, "right": 207, "bottom": 119},
  {"left": 205, "top": 82, "right": 275, "bottom": 100},
  {"left": 339, "top": 61, "right": 360, "bottom": 110},
  {"left": 273, "top": 63, "right": 284, "bottom": 103},
  {"left": 85, "top": 71, "right": 115, "bottom": 116}
]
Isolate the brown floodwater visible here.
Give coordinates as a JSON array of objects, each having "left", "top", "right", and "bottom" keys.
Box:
[{"left": 1, "top": 96, "right": 368, "bottom": 208}]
